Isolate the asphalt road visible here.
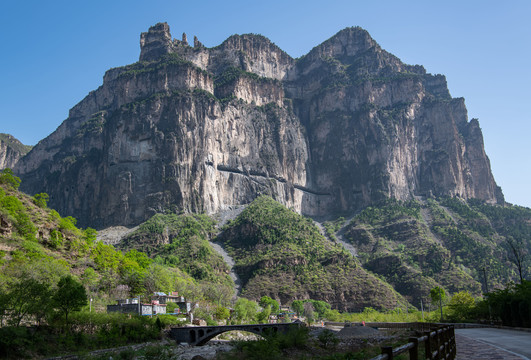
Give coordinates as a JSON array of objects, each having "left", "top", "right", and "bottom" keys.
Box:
[{"left": 456, "top": 328, "right": 531, "bottom": 359}]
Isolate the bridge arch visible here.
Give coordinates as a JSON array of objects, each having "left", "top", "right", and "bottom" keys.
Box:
[
  {"left": 170, "top": 322, "right": 301, "bottom": 346},
  {"left": 195, "top": 327, "right": 267, "bottom": 346}
]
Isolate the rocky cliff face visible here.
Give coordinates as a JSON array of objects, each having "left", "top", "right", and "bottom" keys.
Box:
[
  {"left": 0, "top": 134, "right": 32, "bottom": 170},
  {"left": 15, "top": 23, "right": 503, "bottom": 228},
  {"left": 284, "top": 27, "right": 503, "bottom": 214}
]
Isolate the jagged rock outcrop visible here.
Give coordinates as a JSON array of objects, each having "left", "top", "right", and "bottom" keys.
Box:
[
  {"left": 15, "top": 23, "right": 503, "bottom": 228},
  {"left": 0, "top": 134, "right": 32, "bottom": 170}
]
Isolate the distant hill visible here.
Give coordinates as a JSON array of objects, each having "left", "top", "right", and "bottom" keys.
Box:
[
  {"left": 0, "top": 133, "right": 31, "bottom": 170},
  {"left": 122, "top": 195, "right": 530, "bottom": 311},
  {"left": 341, "top": 197, "right": 531, "bottom": 305}
]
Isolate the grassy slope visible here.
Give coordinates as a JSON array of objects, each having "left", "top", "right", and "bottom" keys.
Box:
[{"left": 218, "top": 195, "right": 407, "bottom": 311}]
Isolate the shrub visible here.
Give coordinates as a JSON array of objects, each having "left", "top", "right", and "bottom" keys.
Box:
[
  {"left": 32, "top": 193, "right": 49, "bottom": 208},
  {"left": 0, "top": 168, "right": 21, "bottom": 189},
  {"left": 318, "top": 328, "right": 339, "bottom": 349}
]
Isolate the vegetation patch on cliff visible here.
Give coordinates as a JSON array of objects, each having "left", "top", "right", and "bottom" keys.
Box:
[{"left": 219, "top": 196, "right": 407, "bottom": 311}]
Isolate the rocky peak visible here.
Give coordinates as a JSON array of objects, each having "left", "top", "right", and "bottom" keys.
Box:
[
  {"left": 139, "top": 22, "right": 174, "bottom": 61},
  {"left": 193, "top": 36, "right": 203, "bottom": 48},
  {"left": 309, "top": 26, "right": 378, "bottom": 60},
  {"left": 212, "top": 34, "right": 294, "bottom": 79},
  {"left": 0, "top": 133, "right": 32, "bottom": 170}
]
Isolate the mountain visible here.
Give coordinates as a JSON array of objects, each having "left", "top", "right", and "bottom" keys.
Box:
[
  {"left": 14, "top": 23, "right": 503, "bottom": 228},
  {"left": 0, "top": 134, "right": 32, "bottom": 170}
]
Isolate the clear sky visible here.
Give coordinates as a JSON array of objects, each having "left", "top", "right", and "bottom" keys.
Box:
[{"left": 1, "top": 0, "right": 530, "bottom": 207}]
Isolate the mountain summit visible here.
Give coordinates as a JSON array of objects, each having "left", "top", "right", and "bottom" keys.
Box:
[{"left": 14, "top": 23, "right": 503, "bottom": 228}]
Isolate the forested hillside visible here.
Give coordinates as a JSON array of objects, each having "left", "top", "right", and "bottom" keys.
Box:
[
  {"left": 0, "top": 168, "right": 232, "bottom": 315},
  {"left": 218, "top": 196, "right": 407, "bottom": 311},
  {"left": 340, "top": 197, "right": 531, "bottom": 306},
  {"left": 2, "top": 165, "right": 529, "bottom": 318}
]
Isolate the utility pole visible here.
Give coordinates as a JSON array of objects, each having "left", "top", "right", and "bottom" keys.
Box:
[{"left": 420, "top": 298, "right": 424, "bottom": 321}]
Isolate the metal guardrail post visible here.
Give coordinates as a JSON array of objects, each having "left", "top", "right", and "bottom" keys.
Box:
[
  {"left": 408, "top": 337, "right": 419, "bottom": 360},
  {"left": 444, "top": 327, "right": 450, "bottom": 358},
  {"left": 435, "top": 329, "right": 442, "bottom": 360},
  {"left": 424, "top": 331, "right": 432, "bottom": 360}
]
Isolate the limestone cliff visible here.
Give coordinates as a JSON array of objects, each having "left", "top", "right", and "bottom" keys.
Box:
[
  {"left": 0, "top": 134, "right": 32, "bottom": 170},
  {"left": 284, "top": 27, "right": 503, "bottom": 214},
  {"left": 15, "top": 23, "right": 503, "bottom": 228}
]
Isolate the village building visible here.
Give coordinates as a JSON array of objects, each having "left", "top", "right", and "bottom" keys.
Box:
[
  {"left": 152, "top": 291, "right": 192, "bottom": 314},
  {"left": 106, "top": 297, "right": 167, "bottom": 316},
  {"left": 106, "top": 291, "right": 192, "bottom": 316}
]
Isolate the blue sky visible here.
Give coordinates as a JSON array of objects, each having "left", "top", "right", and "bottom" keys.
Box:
[{"left": 1, "top": 0, "right": 530, "bottom": 207}]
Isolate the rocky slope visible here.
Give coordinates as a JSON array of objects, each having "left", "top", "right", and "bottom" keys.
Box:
[
  {"left": 0, "top": 134, "right": 31, "bottom": 170},
  {"left": 15, "top": 23, "right": 503, "bottom": 228}
]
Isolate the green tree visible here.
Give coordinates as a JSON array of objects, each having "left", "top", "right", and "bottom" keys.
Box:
[
  {"left": 430, "top": 286, "right": 447, "bottom": 321},
  {"left": 291, "top": 300, "right": 304, "bottom": 316},
  {"left": 83, "top": 228, "right": 98, "bottom": 245},
  {"left": 52, "top": 275, "right": 88, "bottom": 323},
  {"left": 318, "top": 328, "right": 339, "bottom": 349},
  {"left": 256, "top": 305, "right": 271, "bottom": 323},
  {"left": 6, "top": 278, "right": 52, "bottom": 326},
  {"left": 448, "top": 291, "right": 476, "bottom": 321},
  {"left": 259, "top": 295, "right": 279, "bottom": 314},
  {"left": 214, "top": 306, "right": 231, "bottom": 322},
  {"left": 234, "top": 298, "right": 258, "bottom": 323},
  {"left": 505, "top": 237, "right": 529, "bottom": 283},
  {"left": 0, "top": 290, "right": 9, "bottom": 327},
  {"left": 166, "top": 302, "right": 179, "bottom": 314},
  {"left": 308, "top": 300, "right": 331, "bottom": 319}
]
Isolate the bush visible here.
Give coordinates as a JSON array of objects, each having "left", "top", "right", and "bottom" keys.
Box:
[
  {"left": 0, "top": 168, "right": 21, "bottom": 189},
  {"left": 0, "top": 194, "right": 37, "bottom": 240},
  {"left": 0, "top": 326, "right": 33, "bottom": 358},
  {"left": 447, "top": 291, "right": 476, "bottom": 322},
  {"left": 318, "top": 329, "right": 339, "bottom": 349},
  {"left": 32, "top": 193, "right": 49, "bottom": 208}
]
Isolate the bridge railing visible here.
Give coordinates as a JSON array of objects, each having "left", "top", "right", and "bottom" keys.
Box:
[{"left": 369, "top": 324, "right": 456, "bottom": 360}]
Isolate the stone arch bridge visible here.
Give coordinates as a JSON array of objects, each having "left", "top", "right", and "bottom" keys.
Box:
[{"left": 170, "top": 322, "right": 302, "bottom": 346}]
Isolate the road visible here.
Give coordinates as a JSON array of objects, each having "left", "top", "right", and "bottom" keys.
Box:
[{"left": 456, "top": 328, "right": 531, "bottom": 359}]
